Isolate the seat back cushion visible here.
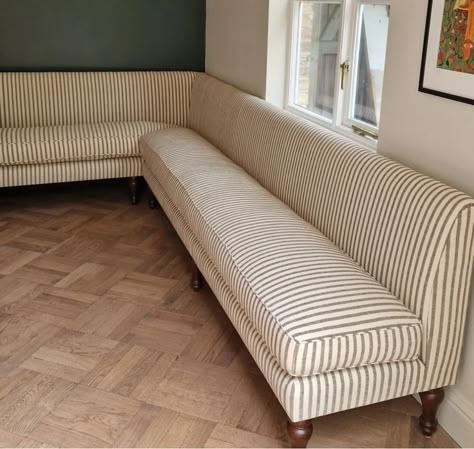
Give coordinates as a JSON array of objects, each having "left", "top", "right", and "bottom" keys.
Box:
[
  {"left": 0, "top": 71, "right": 197, "bottom": 128},
  {"left": 189, "top": 74, "right": 474, "bottom": 386}
]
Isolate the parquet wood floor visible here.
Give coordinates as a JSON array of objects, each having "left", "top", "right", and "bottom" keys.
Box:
[{"left": 0, "top": 180, "right": 459, "bottom": 448}]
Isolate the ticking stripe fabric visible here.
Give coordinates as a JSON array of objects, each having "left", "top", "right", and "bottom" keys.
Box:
[
  {"left": 144, "top": 164, "right": 426, "bottom": 422},
  {"left": 422, "top": 206, "right": 474, "bottom": 391},
  {"left": 0, "top": 122, "right": 172, "bottom": 167},
  {"left": 189, "top": 74, "right": 474, "bottom": 379},
  {"left": 0, "top": 71, "right": 197, "bottom": 128},
  {"left": 141, "top": 128, "right": 423, "bottom": 377},
  {"left": 1, "top": 157, "right": 141, "bottom": 188},
  {"left": 0, "top": 71, "right": 196, "bottom": 187}
]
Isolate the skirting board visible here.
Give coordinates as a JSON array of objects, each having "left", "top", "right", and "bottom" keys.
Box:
[
  {"left": 439, "top": 390, "right": 474, "bottom": 448},
  {"left": 415, "top": 391, "right": 474, "bottom": 447}
]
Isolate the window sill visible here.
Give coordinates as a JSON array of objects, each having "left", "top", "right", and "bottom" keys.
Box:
[{"left": 285, "top": 104, "right": 378, "bottom": 152}]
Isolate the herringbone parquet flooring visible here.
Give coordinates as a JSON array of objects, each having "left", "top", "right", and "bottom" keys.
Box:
[{"left": 0, "top": 180, "right": 459, "bottom": 448}]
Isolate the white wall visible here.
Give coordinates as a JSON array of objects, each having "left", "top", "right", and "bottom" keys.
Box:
[
  {"left": 378, "top": 2, "right": 474, "bottom": 447},
  {"left": 266, "top": 0, "right": 290, "bottom": 107},
  {"left": 378, "top": 3, "right": 474, "bottom": 196},
  {"left": 206, "top": 0, "right": 269, "bottom": 98}
]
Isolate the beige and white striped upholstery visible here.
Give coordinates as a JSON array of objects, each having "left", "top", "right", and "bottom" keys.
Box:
[
  {"left": 0, "top": 122, "right": 173, "bottom": 167},
  {"left": 188, "top": 74, "right": 474, "bottom": 392},
  {"left": 1, "top": 158, "right": 142, "bottom": 187},
  {"left": 0, "top": 71, "right": 197, "bottom": 128},
  {"left": 141, "top": 128, "right": 423, "bottom": 377},
  {"left": 2, "top": 68, "right": 473, "bottom": 424},
  {"left": 0, "top": 71, "right": 197, "bottom": 188},
  {"left": 144, "top": 163, "right": 427, "bottom": 422}
]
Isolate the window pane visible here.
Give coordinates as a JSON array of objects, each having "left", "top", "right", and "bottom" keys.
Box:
[
  {"left": 295, "top": 2, "right": 342, "bottom": 119},
  {"left": 351, "top": 4, "right": 390, "bottom": 128}
]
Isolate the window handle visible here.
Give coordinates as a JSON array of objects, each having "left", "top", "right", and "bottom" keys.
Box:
[{"left": 340, "top": 61, "right": 350, "bottom": 90}]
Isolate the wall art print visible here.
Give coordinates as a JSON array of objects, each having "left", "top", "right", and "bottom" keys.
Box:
[
  {"left": 420, "top": 0, "right": 474, "bottom": 104},
  {"left": 438, "top": 0, "right": 474, "bottom": 74}
]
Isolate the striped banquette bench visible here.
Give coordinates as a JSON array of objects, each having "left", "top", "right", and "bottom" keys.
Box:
[
  {"left": 0, "top": 71, "right": 196, "bottom": 203},
  {"left": 141, "top": 74, "right": 474, "bottom": 447},
  {"left": 1, "top": 70, "right": 473, "bottom": 446}
]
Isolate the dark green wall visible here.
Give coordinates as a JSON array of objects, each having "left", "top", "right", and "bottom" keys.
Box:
[{"left": 0, "top": 0, "right": 205, "bottom": 71}]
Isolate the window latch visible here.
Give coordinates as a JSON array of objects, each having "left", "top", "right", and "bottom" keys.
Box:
[{"left": 340, "top": 61, "right": 350, "bottom": 90}]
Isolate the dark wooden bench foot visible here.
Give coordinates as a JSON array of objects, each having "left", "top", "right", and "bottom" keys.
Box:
[
  {"left": 191, "top": 262, "right": 204, "bottom": 292},
  {"left": 287, "top": 420, "right": 313, "bottom": 448},
  {"left": 129, "top": 177, "right": 139, "bottom": 205},
  {"left": 148, "top": 192, "right": 159, "bottom": 209},
  {"left": 419, "top": 388, "right": 445, "bottom": 437}
]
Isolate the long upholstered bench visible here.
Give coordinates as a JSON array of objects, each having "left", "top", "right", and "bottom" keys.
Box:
[
  {"left": 1, "top": 71, "right": 473, "bottom": 447},
  {"left": 141, "top": 74, "right": 474, "bottom": 447},
  {"left": 0, "top": 71, "right": 197, "bottom": 203}
]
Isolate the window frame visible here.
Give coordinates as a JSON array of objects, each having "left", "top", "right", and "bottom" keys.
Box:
[{"left": 285, "top": 0, "right": 391, "bottom": 149}]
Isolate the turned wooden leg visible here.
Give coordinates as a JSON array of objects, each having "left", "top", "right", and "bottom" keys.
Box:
[
  {"left": 148, "top": 193, "right": 159, "bottom": 209},
  {"left": 287, "top": 420, "right": 313, "bottom": 448},
  {"left": 191, "top": 262, "right": 204, "bottom": 292},
  {"left": 129, "top": 177, "right": 139, "bottom": 205},
  {"left": 419, "top": 388, "right": 445, "bottom": 437}
]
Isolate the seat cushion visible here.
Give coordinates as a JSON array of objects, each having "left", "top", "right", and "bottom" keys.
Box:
[
  {"left": 0, "top": 122, "right": 174, "bottom": 167},
  {"left": 141, "top": 128, "right": 423, "bottom": 377}
]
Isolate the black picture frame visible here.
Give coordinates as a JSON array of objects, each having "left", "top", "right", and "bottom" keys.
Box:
[{"left": 419, "top": 0, "right": 474, "bottom": 105}]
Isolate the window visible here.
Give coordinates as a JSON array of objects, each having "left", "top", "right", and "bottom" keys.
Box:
[{"left": 288, "top": 0, "right": 391, "bottom": 143}]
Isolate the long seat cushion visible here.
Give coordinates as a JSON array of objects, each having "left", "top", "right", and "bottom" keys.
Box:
[
  {"left": 0, "top": 122, "right": 173, "bottom": 167},
  {"left": 141, "top": 128, "right": 423, "bottom": 377}
]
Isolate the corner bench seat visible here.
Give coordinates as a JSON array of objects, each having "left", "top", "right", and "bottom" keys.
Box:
[
  {"left": 0, "top": 70, "right": 197, "bottom": 189},
  {"left": 3, "top": 70, "right": 472, "bottom": 445},
  {"left": 0, "top": 122, "right": 172, "bottom": 166},
  {"left": 141, "top": 127, "right": 423, "bottom": 377}
]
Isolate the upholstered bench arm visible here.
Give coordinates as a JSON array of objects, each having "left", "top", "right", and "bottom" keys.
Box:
[{"left": 421, "top": 205, "right": 474, "bottom": 391}]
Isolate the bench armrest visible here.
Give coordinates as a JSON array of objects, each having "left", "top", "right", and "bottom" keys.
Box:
[{"left": 421, "top": 206, "right": 474, "bottom": 391}]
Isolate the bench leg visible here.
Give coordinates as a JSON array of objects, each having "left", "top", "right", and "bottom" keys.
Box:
[
  {"left": 148, "top": 192, "right": 159, "bottom": 209},
  {"left": 419, "top": 388, "right": 445, "bottom": 437},
  {"left": 191, "top": 262, "right": 204, "bottom": 292},
  {"left": 129, "top": 177, "right": 139, "bottom": 205},
  {"left": 287, "top": 420, "right": 313, "bottom": 448}
]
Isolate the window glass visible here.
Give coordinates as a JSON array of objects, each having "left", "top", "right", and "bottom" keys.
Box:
[
  {"left": 350, "top": 4, "right": 390, "bottom": 128},
  {"left": 295, "top": 2, "right": 342, "bottom": 119}
]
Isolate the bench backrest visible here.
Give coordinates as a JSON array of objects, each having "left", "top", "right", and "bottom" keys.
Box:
[
  {"left": 0, "top": 71, "right": 197, "bottom": 128},
  {"left": 190, "top": 73, "right": 474, "bottom": 388}
]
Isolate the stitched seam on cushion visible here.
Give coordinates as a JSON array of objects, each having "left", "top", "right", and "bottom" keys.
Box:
[
  {"left": 317, "top": 323, "right": 422, "bottom": 342},
  {"left": 1, "top": 130, "right": 168, "bottom": 145},
  {"left": 0, "top": 122, "right": 174, "bottom": 145},
  {"left": 0, "top": 153, "right": 139, "bottom": 167},
  {"left": 141, "top": 137, "right": 423, "bottom": 365}
]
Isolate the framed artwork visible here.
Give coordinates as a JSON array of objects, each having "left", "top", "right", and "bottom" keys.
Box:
[{"left": 419, "top": 0, "right": 474, "bottom": 104}]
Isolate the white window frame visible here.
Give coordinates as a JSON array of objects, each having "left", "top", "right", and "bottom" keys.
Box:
[{"left": 285, "top": 0, "right": 391, "bottom": 149}]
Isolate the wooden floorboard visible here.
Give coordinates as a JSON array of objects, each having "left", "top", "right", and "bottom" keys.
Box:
[{"left": 0, "top": 180, "right": 459, "bottom": 448}]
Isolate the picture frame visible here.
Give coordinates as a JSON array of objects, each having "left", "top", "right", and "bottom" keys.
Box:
[{"left": 419, "top": 0, "right": 474, "bottom": 105}]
